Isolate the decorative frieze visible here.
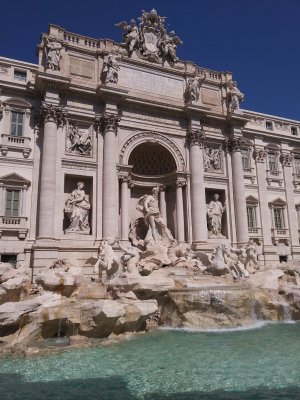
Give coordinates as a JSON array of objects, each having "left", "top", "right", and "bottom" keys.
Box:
[
  {"left": 40, "top": 103, "right": 67, "bottom": 126},
  {"left": 186, "top": 129, "right": 206, "bottom": 147},
  {"left": 253, "top": 148, "right": 267, "bottom": 163}
]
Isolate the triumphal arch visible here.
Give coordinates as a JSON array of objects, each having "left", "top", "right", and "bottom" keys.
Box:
[{"left": 1, "top": 9, "right": 300, "bottom": 271}]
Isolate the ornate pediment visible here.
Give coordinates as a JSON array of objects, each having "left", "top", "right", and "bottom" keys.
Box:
[
  {"left": 115, "top": 9, "right": 182, "bottom": 67},
  {"left": 0, "top": 173, "right": 31, "bottom": 186}
]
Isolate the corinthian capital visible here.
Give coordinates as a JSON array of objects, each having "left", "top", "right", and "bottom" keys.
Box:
[
  {"left": 186, "top": 129, "right": 206, "bottom": 147},
  {"left": 253, "top": 148, "right": 267, "bottom": 163},
  {"left": 96, "top": 113, "right": 120, "bottom": 134},
  {"left": 280, "top": 152, "right": 294, "bottom": 167},
  {"left": 40, "top": 103, "right": 67, "bottom": 126},
  {"left": 224, "top": 137, "right": 246, "bottom": 153}
]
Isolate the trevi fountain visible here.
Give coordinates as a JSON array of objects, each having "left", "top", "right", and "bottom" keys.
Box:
[{"left": 0, "top": 8, "right": 300, "bottom": 400}]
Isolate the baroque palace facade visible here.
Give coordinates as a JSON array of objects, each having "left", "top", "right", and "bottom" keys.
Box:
[{"left": 0, "top": 9, "right": 300, "bottom": 270}]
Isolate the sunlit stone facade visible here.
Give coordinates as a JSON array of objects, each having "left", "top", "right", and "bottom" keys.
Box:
[{"left": 0, "top": 17, "right": 300, "bottom": 271}]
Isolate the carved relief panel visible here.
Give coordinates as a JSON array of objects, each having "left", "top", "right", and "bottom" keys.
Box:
[
  {"left": 204, "top": 143, "right": 223, "bottom": 173},
  {"left": 65, "top": 122, "right": 93, "bottom": 157}
]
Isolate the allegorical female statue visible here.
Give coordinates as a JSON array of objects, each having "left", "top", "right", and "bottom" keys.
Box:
[
  {"left": 207, "top": 193, "right": 225, "bottom": 238},
  {"left": 65, "top": 182, "right": 90, "bottom": 234}
]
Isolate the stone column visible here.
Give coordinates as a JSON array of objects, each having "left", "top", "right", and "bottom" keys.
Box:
[
  {"left": 120, "top": 175, "right": 131, "bottom": 240},
  {"left": 227, "top": 137, "right": 249, "bottom": 244},
  {"left": 253, "top": 148, "right": 273, "bottom": 247},
  {"left": 281, "top": 152, "right": 299, "bottom": 247},
  {"left": 159, "top": 185, "right": 167, "bottom": 223},
  {"left": 187, "top": 129, "right": 207, "bottom": 244},
  {"left": 100, "top": 113, "right": 120, "bottom": 240},
  {"left": 38, "top": 103, "right": 65, "bottom": 239},
  {"left": 176, "top": 178, "right": 185, "bottom": 242}
]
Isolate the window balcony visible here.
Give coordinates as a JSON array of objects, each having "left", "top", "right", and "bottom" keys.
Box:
[
  {"left": 0, "top": 216, "right": 28, "bottom": 239},
  {"left": 0, "top": 134, "right": 31, "bottom": 158},
  {"left": 266, "top": 170, "right": 283, "bottom": 186},
  {"left": 271, "top": 227, "right": 290, "bottom": 246}
]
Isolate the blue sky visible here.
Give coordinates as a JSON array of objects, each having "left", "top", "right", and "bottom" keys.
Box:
[{"left": 0, "top": 0, "right": 299, "bottom": 120}]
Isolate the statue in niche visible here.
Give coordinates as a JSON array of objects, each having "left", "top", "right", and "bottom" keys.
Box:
[
  {"left": 43, "top": 35, "right": 62, "bottom": 71},
  {"left": 65, "top": 182, "right": 90, "bottom": 234},
  {"left": 204, "top": 147, "right": 222, "bottom": 172},
  {"left": 185, "top": 74, "right": 206, "bottom": 104},
  {"left": 66, "top": 124, "right": 92, "bottom": 156},
  {"left": 227, "top": 80, "right": 244, "bottom": 112},
  {"left": 136, "top": 186, "right": 174, "bottom": 246},
  {"left": 102, "top": 53, "right": 120, "bottom": 84},
  {"left": 93, "top": 239, "right": 120, "bottom": 280},
  {"left": 207, "top": 194, "right": 225, "bottom": 238}
]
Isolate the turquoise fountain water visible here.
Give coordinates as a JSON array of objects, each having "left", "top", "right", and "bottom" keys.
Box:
[{"left": 1, "top": 323, "right": 300, "bottom": 400}]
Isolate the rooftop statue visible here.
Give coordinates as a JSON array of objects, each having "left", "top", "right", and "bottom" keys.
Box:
[
  {"left": 115, "top": 9, "right": 182, "bottom": 67},
  {"left": 227, "top": 80, "right": 244, "bottom": 112},
  {"left": 42, "top": 35, "right": 62, "bottom": 71}
]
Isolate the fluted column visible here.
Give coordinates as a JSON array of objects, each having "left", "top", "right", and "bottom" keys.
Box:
[
  {"left": 99, "top": 113, "right": 120, "bottom": 239},
  {"left": 281, "top": 152, "right": 299, "bottom": 247},
  {"left": 120, "top": 175, "right": 131, "bottom": 240},
  {"left": 187, "top": 129, "right": 207, "bottom": 243},
  {"left": 254, "top": 148, "right": 273, "bottom": 246},
  {"left": 38, "top": 103, "right": 66, "bottom": 239},
  {"left": 176, "top": 178, "right": 185, "bottom": 242},
  {"left": 159, "top": 185, "right": 167, "bottom": 223},
  {"left": 226, "top": 137, "right": 249, "bottom": 244}
]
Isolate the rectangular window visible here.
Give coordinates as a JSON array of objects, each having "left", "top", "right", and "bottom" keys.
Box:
[
  {"left": 10, "top": 111, "right": 24, "bottom": 136},
  {"left": 273, "top": 208, "right": 284, "bottom": 229},
  {"left": 5, "top": 189, "right": 20, "bottom": 217},
  {"left": 268, "top": 153, "right": 278, "bottom": 171},
  {"left": 266, "top": 121, "right": 273, "bottom": 131},
  {"left": 13, "top": 70, "right": 27, "bottom": 82},
  {"left": 291, "top": 126, "right": 298, "bottom": 136},
  {"left": 247, "top": 206, "right": 256, "bottom": 229},
  {"left": 241, "top": 148, "right": 251, "bottom": 169},
  {"left": 294, "top": 157, "right": 300, "bottom": 175}
]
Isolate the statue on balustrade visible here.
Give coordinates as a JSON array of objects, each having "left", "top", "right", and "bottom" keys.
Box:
[
  {"left": 43, "top": 35, "right": 62, "bottom": 71},
  {"left": 185, "top": 74, "right": 206, "bottom": 104},
  {"left": 207, "top": 194, "right": 225, "bottom": 238},
  {"left": 227, "top": 80, "right": 244, "bottom": 112},
  {"left": 64, "top": 182, "right": 90, "bottom": 234}
]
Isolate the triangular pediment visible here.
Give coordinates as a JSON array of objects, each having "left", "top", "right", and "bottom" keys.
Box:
[
  {"left": 246, "top": 195, "right": 258, "bottom": 204},
  {"left": 269, "top": 197, "right": 286, "bottom": 207},
  {"left": 0, "top": 173, "right": 31, "bottom": 185}
]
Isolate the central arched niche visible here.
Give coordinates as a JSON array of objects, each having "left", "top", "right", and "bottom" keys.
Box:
[
  {"left": 128, "top": 142, "right": 177, "bottom": 176},
  {"left": 127, "top": 142, "right": 177, "bottom": 238}
]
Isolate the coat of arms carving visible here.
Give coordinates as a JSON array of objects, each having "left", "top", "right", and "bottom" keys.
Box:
[{"left": 115, "top": 9, "right": 182, "bottom": 67}]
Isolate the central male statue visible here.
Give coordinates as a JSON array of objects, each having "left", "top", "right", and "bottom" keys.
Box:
[{"left": 137, "top": 186, "right": 173, "bottom": 245}]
